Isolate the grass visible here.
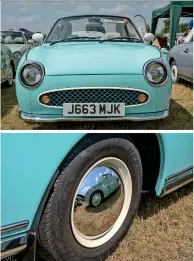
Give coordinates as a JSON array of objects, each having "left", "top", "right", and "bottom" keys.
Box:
[
  {"left": 107, "top": 183, "right": 193, "bottom": 261},
  {"left": 74, "top": 188, "right": 123, "bottom": 236},
  {"left": 36, "top": 183, "right": 192, "bottom": 261},
  {"left": 1, "top": 81, "right": 193, "bottom": 130}
]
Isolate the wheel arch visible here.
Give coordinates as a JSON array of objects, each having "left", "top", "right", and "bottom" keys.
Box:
[
  {"left": 32, "top": 133, "right": 163, "bottom": 233},
  {"left": 169, "top": 56, "right": 175, "bottom": 66},
  {"left": 90, "top": 189, "right": 104, "bottom": 199}
]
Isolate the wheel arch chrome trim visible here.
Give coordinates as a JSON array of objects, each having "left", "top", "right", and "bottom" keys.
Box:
[
  {"left": 160, "top": 166, "right": 193, "bottom": 197},
  {"left": 1, "top": 220, "right": 29, "bottom": 235}
]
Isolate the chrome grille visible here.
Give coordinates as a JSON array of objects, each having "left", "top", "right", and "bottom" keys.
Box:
[{"left": 39, "top": 88, "right": 149, "bottom": 107}]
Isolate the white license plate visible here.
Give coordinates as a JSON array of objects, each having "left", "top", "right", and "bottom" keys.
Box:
[{"left": 63, "top": 103, "right": 125, "bottom": 117}]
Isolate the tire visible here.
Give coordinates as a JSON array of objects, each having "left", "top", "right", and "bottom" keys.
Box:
[
  {"left": 38, "top": 137, "right": 143, "bottom": 261},
  {"left": 89, "top": 190, "right": 103, "bottom": 207},
  {"left": 6, "top": 63, "right": 14, "bottom": 87},
  {"left": 171, "top": 61, "right": 179, "bottom": 83}
]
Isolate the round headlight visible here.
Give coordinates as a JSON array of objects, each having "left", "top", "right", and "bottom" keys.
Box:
[
  {"left": 144, "top": 61, "right": 167, "bottom": 85},
  {"left": 19, "top": 62, "right": 44, "bottom": 87}
]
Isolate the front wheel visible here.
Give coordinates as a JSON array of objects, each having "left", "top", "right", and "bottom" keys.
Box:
[
  {"left": 38, "top": 137, "right": 143, "bottom": 261},
  {"left": 171, "top": 61, "right": 179, "bottom": 83},
  {"left": 90, "top": 191, "right": 103, "bottom": 207}
]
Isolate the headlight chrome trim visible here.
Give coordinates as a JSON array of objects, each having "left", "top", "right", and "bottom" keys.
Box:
[
  {"left": 143, "top": 59, "right": 168, "bottom": 87},
  {"left": 19, "top": 61, "right": 45, "bottom": 88}
]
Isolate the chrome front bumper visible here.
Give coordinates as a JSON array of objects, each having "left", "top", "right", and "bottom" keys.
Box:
[{"left": 19, "top": 109, "right": 169, "bottom": 122}]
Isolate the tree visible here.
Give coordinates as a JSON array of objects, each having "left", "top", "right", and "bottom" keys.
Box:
[
  {"left": 146, "top": 24, "right": 151, "bottom": 33},
  {"left": 161, "top": 19, "right": 188, "bottom": 35},
  {"left": 178, "top": 23, "right": 188, "bottom": 33},
  {"left": 161, "top": 19, "right": 170, "bottom": 35}
]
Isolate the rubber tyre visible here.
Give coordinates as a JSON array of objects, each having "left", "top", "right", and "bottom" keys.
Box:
[
  {"left": 171, "top": 61, "right": 179, "bottom": 83},
  {"left": 38, "top": 137, "right": 143, "bottom": 261},
  {"left": 89, "top": 190, "right": 103, "bottom": 207}
]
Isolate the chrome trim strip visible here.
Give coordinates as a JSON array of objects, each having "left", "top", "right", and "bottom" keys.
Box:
[
  {"left": 20, "top": 109, "right": 168, "bottom": 122},
  {"left": 160, "top": 166, "right": 193, "bottom": 197},
  {"left": 37, "top": 87, "right": 150, "bottom": 109},
  {"left": 165, "top": 166, "right": 193, "bottom": 181},
  {"left": 1, "top": 234, "right": 27, "bottom": 259},
  {"left": 161, "top": 177, "right": 193, "bottom": 197},
  {"left": 143, "top": 58, "right": 169, "bottom": 87},
  {"left": 1, "top": 221, "right": 29, "bottom": 234}
]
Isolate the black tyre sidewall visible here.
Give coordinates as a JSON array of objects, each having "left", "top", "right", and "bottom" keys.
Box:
[{"left": 39, "top": 138, "right": 143, "bottom": 261}]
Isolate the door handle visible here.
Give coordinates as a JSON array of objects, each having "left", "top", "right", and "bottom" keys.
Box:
[{"left": 184, "top": 48, "right": 189, "bottom": 53}]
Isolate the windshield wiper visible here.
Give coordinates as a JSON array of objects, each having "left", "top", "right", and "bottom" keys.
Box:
[
  {"left": 50, "top": 36, "right": 100, "bottom": 46},
  {"left": 99, "top": 37, "right": 141, "bottom": 43}
]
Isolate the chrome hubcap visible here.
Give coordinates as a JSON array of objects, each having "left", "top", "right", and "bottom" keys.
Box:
[
  {"left": 171, "top": 65, "right": 177, "bottom": 82},
  {"left": 71, "top": 157, "right": 132, "bottom": 248}
]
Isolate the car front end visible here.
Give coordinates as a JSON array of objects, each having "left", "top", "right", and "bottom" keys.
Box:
[{"left": 16, "top": 15, "right": 172, "bottom": 122}]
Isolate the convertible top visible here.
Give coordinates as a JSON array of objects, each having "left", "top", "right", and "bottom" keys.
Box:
[{"left": 151, "top": 1, "right": 193, "bottom": 49}]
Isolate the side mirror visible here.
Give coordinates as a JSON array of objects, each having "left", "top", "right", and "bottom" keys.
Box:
[
  {"left": 144, "top": 33, "right": 155, "bottom": 43},
  {"left": 28, "top": 39, "right": 34, "bottom": 44},
  {"left": 32, "top": 33, "right": 44, "bottom": 43}
]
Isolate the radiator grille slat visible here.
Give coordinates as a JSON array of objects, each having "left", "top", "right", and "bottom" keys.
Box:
[{"left": 39, "top": 88, "right": 149, "bottom": 107}]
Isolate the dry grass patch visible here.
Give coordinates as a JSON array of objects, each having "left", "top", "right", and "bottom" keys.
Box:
[
  {"left": 1, "top": 81, "right": 193, "bottom": 130},
  {"left": 108, "top": 183, "right": 193, "bottom": 261}
]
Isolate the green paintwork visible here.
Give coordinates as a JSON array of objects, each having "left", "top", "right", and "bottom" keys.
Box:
[
  {"left": 1, "top": 45, "right": 14, "bottom": 84},
  {"left": 1, "top": 31, "right": 32, "bottom": 69}
]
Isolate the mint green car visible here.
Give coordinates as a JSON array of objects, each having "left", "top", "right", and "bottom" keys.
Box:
[
  {"left": 1, "top": 44, "right": 15, "bottom": 87},
  {"left": 85, "top": 173, "right": 120, "bottom": 207},
  {"left": 1, "top": 30, "right": 32, "bottom": 70},
  {"left": 16, "top": 15, "right": 172, "bottom": 122}
]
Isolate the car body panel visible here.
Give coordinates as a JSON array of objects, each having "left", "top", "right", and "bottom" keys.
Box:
[
  {"left": 156, "top": 133, "right": 193, "bottom": 195},
  {"left": 16, "top": 75, "right": 159, "bottom": 115},
  {"left": 169, "top": 29, "right": 193, "bottom": 82},
  {"left": 5, "top": 44, "right": 28, "bottom": 54},
  {"left": 26, "top": 42, "right": 161, "bottom": 75},
  {"left": 1, "top": 133, "right": 85, "bottom": 238},
  {"left": 1, "top": 45, "right": 14, "bottom": 84},
  {"left": 1, "top": 133, "right": 192, "bottom": 240}
]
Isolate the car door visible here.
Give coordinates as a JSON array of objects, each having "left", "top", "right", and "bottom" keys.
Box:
[{"left": 178, "top": 34, "right": 193, "bottom": 80}]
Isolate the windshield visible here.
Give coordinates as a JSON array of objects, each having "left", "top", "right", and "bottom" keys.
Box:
[
  {"left": 1, "top": 31, "right": 26, "bottom": 44},
  {"left": 45, "top": 15, "right": 142, "bottom": 43}
]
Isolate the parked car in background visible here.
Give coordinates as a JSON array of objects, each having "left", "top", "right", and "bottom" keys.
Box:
[
  {"left": 168, "top": 28, "right": 193, "bottom": 83},
  {"left": 16, "top": 15, "right": 172, "bottom": 123},
  {"left": 1, "top": 30, "right": 33, "bottom": 70},
  {"left": 85, "top": 173, "right": 120, "bottom": 207},
  {"left": 18, "top": 28, "right": 35, "bottom": 39},
  {"left": 1, "top": 45, "right": 15, "bottom": 87},
  {"left": 1, "top": 133, "right": 193, "bottom": 261}
]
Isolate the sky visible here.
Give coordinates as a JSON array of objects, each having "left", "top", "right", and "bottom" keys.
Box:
[
  {"left": 2, "top": 1, "right": 191, "bottom": 34},
  {"left": 0, "top": 1, "right": 175, "bottom": 34},
  {"left": 78, "top": 166, "right": 118, "bottom": 196}
]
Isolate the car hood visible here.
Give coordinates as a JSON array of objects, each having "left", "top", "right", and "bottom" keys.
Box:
[
  {"left": 5, "top": 44, "right": 26, "bottom": 53},
  {"left": 27, "top": 42, "right": 161, "bottom": 75}
]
